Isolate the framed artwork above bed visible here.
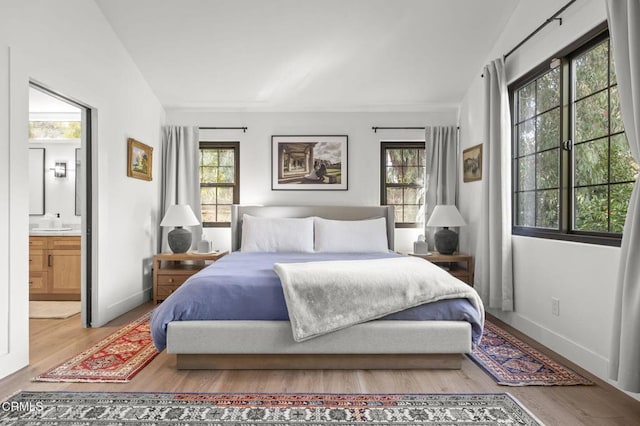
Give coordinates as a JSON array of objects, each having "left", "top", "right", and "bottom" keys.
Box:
[{"left": 271, "top": 135, "right": 348, "bottom": 190}]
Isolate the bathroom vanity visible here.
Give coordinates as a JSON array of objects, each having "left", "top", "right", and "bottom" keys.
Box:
[{"left": 29, "top": 232, "right": 81, "bottom": 301}]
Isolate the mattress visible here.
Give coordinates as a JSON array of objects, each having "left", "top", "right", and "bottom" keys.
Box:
[{"left": 150, "top": 251, "right": 483, "bottom": 351}]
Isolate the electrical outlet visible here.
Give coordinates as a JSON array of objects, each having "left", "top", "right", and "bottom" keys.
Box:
[{"left": 552, "top": 298, "right": 560, "bottom": 316}]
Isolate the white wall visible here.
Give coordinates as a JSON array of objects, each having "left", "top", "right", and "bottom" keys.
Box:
[
  {"left": 458, "top": 0, "right": 635, "bottom": 394},
  {"left": 167, "top": 110, "right": 458, "bottom": 253},
  {"left": 0, "top": 0, "right": 165, "bottom": 378}
]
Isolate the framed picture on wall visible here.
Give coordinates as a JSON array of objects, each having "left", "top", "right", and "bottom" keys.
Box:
[
  {"left": 127, "top": 138, "right": 153, "bottom": 181},
  {"left": 462, "top": 143, "right": 482, "bottom": 183},
  {"left": 271, "top": 135, "right": 348, "bottom": 190}
]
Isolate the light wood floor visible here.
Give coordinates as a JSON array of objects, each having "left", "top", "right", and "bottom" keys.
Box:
[{"left": 1, "top": 302, "right": 639, "bottom": 425}]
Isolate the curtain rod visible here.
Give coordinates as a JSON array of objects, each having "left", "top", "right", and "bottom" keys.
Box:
[
  {"left": 504, "top": 0, "right": 576, "bottom": 60},
  {"left": 372, "top": 126, "right": 459, "bottom": 133},
  {"left": 481, "top": 0, "right": 577, "bottom": 77},
  {"left": 200, "top": 126, "right": 247, "bottom": 133}
]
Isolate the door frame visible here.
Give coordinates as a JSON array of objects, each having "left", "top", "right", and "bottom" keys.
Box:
[{"left": 29, "top": 81, "right": 94, "bottom": 327}]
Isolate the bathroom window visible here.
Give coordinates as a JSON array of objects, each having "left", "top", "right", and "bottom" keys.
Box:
[{"left": 29, "top": 121, "right": 81, "bottom": 139}]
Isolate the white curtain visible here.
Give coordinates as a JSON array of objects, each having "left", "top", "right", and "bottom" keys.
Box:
[
  {"left": 160, "top": 126, "right": 202, "bottom": 252},
  {"left": 475, "top": 58, "right": 513, "bottom": 311},
  {"left": 424, "top": 126, "right": 459, "bottom": 250},
  {"left": 606, "top": 0, "right": 640, "bottom": 393}
]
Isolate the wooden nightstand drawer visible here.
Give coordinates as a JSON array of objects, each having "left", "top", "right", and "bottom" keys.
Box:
[
  {"left": 449, "top": 269, "right": 472, "bottom": 283},
  {"left": 408, "top": 252, "right": 474, "bottom": 286},
  {"left": 157, "top": 275, "right": 189, "bottom": 286},
  {"left": 153, "top": 251, "right": 228, "bottom": 304},
  {"left": 156, "top": 284, "right": 181, "bottom": 298}
]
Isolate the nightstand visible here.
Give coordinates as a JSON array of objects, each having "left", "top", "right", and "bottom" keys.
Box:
[
  {"left": 153, "top": 251, "right": 227, "bottom": 304},
  {"left": 408, "top": 252, "right": 474, "bottom": 286}
]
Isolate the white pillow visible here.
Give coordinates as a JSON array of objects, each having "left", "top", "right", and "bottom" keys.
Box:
[
  {"left": 241, "top": 215, "right": 314, "bottom": 252},
  {"left": 314, "top": 217, "right": 389, "bottom": 253}
]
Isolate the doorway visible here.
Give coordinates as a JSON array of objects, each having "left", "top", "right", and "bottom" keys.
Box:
[{"left": 28, "top": 83, "right": 93, "bottom": 327}]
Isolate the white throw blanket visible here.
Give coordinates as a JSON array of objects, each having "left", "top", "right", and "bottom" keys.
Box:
[{"left": 274, "top": 256, "right": 485, "bottom": 342}]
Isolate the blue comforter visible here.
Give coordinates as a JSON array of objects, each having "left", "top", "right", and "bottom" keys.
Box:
[{"left": 150, "top": 252, "right": 483, "bottom": 351}]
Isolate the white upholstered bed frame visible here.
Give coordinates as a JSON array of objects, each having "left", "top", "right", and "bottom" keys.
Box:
[{"left": 166, "top": 205, "right": 473, "bottom": 369}]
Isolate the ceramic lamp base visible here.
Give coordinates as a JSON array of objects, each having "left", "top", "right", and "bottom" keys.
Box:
[
  {"left": 434, "top": 227, "right": 458, "bottom": 255},
  {"left": 168, "top": 226, "right": 192, "bottom": 253}
]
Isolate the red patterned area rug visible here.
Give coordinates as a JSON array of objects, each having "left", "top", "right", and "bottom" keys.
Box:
[
  {"left": 0, "top": 391, "right": 544, "bottom": 424},
  {"left": 469, "top": 320, "right": 593, "bottom": 386},
  {"left": 33, "top": 312, "right": 158, "bottom": 383}
]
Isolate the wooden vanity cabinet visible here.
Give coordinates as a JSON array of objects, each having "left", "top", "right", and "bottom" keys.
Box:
[
  {"left": 28, "top": 237, "right": 48, "bottom": 293},
  {"left": 29, "top": 236, "right": 81, "bottom": 301}
]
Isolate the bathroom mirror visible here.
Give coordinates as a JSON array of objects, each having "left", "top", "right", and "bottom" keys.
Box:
[
  {"left": 75, "top": 148, "right": 81, "bottom": 216},
  {"left": 28, "top": 148, "right": 45, "bottom": 215}
]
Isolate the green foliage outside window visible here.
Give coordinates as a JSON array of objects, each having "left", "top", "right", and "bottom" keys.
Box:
[
  {"left": 514, "top": 66, "right": 561, "bottom": 230},
  {"left": 572, "top": 39, "right": 637, "bottom": 233},
  {"left": 381, "top": 143, "right": 426, "bottom": 226},
  {"left": 29, "top": 121, "right": 81, "bottom": 139},
  {"left": 200, "top": 144, "right": 239, "bottom": 226},
  {"left": 512, "top": 34, "right": 637, "bottom": 241}
]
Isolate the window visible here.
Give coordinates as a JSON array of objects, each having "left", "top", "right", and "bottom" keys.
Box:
[
  {"left": 29, "top": 121, "right": 81, "bottom": 139},
  {"left": 513, "top": 66, "right": 562, "bottom": 230},
  {"left": 380, "top": 142, "right": 426, "bottom": 227},
  {"left": 511, "top": 29, "right": 637, "bottom": 245},
  {"left": 199, "top": 141, "right": 239, "bottom": 227}
]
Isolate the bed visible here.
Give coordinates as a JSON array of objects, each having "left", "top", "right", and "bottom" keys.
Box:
[{"left": 150, "top": 205, "right": 484, "bottom": 370}]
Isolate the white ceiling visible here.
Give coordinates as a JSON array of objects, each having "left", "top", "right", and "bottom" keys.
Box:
[
  {"left": 29, "top": 87, "right": 81, "bottom": 120},
  {"left": 95, "top": 0, "right": 518, "bottom": 112}
]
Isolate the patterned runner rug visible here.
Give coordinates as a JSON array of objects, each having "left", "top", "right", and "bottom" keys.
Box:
[
  {"left": 0, "top": 391, "right": 543, "bottom": 425},
  {"left": 33, "top": 312, "right": 158, "bottom": 383},
  {"left": 469, "top": 320, "right": 593, "bottom": 386}
]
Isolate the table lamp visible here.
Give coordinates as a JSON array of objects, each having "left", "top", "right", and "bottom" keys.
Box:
[
  {"left": 426, "top": 205, "right": 466, "bottom": 255},
  {"left": 160, "top": 204, "right": 199, "bottom": 253}
]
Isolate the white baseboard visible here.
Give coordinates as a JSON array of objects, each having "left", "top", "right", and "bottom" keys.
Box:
[
  {"left": 488, "top": 309, "right": 640, "bottom": 400},
  {"left": 489, "top": 309, "right": 607, "bottom": 374},
  {"left": 92, "top": 287, "right": 152, "bottom": 327}
]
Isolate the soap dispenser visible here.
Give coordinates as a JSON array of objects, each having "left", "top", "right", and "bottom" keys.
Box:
[{"left": 53, "top": 213, "right": 62, "bottom": 229}]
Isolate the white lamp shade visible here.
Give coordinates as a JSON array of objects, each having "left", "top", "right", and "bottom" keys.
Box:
[
  {"left": 160, "top": 204, "right": 199, "bottom": 227},
  {"left": 426, "top": 205, "right": 466, "bottom": 227}
]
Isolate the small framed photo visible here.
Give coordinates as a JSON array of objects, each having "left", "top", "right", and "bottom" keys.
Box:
[
  {"left": 272, "top": 135, "right": 348, "bottom": 190},
  {"left": 127, "top": 138, "right": 153, "bottom": 181},
  {"left": 462, "top": 143, "right": 482, "bottom": 182}
]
